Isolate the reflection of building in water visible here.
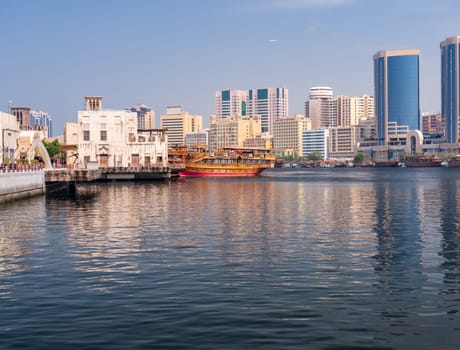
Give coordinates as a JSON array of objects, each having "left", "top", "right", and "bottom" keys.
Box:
[
  {"left": 64, "top": 184, "right": 171, "bottom": 291},
  {"left": 372, "top": 180, "right": 424, "bottom": 298},
  {"left": 439, "top": 176, "right": 460, "bottom": 295}
]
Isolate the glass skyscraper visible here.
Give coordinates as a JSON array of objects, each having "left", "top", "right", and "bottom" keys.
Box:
[
  {"left": 373, "top": 50, "right": 420, "bottom": 145},
  {"left": 441, "top": 36, "right": 460, "bottom": 143}
]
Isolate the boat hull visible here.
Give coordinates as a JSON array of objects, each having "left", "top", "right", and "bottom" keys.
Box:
[{"left": 179, "top": 167, "right": 264, "bottom": 177}]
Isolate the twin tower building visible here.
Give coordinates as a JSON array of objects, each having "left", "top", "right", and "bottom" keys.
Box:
[{"left": 375, "top": 36, "right": 460, "bottom": 147}]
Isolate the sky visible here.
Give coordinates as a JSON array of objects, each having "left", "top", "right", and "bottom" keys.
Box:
[{"left": 1, "top": 0, "right": 460, "bottom": 136}]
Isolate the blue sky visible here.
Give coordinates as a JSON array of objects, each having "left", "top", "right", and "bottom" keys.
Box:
[{"left": 1, "top": 0, "right": 460, "bottom": 136}]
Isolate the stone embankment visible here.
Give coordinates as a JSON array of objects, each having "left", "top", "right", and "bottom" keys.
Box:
[{"left": 0, "top": 167, "right": 45, "bottom": 203}]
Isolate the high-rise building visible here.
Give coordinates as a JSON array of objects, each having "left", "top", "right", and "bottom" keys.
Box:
[
  {"left": 373, "top": 49, "right": 420, "bottom": 146},
  {"left": 305, "top": 87, "right": 337, "bottom": 130},
  {"left": 336, "top": 95, "right": 374, "bottom": 127},
  {"left": 273, "top": 114, "right": 311, "bottom": 156},
  {"left": 246, "top": 88, "right": 288, "bottom": 134},
  {"left": 160, "top": 106, "right": 202, "bottom": 148},
  {"left": 30, "top": 109, "right": 53, "bottom": 137},
  {"left": 130, "top": 104, "right": 155, "bottom": 131},
  {"left": 441, "top": 36, "right": 460, "bottom": 143},
  {"left": 215, "top": 90, "right": 248, "bottom": 118},
  {"left": 215, "top": 88, "right": 288, "bottom": 135},
  {"left": 208, "top": 115, "right": 262, "bottom": 150}
]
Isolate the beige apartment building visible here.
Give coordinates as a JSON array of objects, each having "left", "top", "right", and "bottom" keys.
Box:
[
  {"left": 273, "top": 114, "right": 311, "bottom": 157},
  {"left": 78, "top": 96, "right": 168, "bottom": 168},
  {"left": 208, "top": 115, "right": 262, "bottom": 150},
  {"left": 336, "top": 95, "right": 374, "bottom": 127},
  {"left": 328, "top": 126, "right": 360, "bottom": 159},
  {"left": 160, "top": 106, "right": 202, "bottom": 148}
]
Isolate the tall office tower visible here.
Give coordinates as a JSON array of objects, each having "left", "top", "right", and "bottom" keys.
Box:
[
  {"left": 246, "top": 88, "right": 288, "bottom": 134},
  {"left": 130, "top": 104, "right": 155, "bottom": 131},
  {"left": 30, "top": 109, "right": 53, "bottom": 137},
  {"left": 441, "top": 36, "right": 460, "bottom": 143},
  {"left": 160, "top": 106, "right": 202, "bottom": 148},
  {"left": 336, "top": 95, "right": 374, "bottom": 127},
  {"left": 215, "top": 89, "right": 248, "bottom": 118},
  {"left": 305, "top": 87, "right": 337, "bottom": 130},
  {"left": 373, "top": 49, "right": 420, "bottom": 145}
]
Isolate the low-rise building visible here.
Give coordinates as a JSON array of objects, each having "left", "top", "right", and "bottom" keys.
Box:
[
  {"left": 77, "top": 96, "right": 168, "bottom": 169},
  {"left": 0, "top": 111, "right": 19, "bottom": 164},
  {"left": 302, "top": 129, "right": 329, "bottom": 159}
]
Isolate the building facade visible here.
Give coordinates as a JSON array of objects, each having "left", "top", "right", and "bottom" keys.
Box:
[
  {"left": 422, "top": 112, "right": 443, "bottom": 136},
  {"left": 130, "top": 104, "right": 155, "bottom": 131},
  {"left": 246, "top": 88, "right": 288, "bottom": 134},
  {"left": 328, "top": 126, "right": 359, "bottom": 159},
  {"left": 273, "top": 114, "right": 311, "bottom": 156},
  {"left": 160, "top": 106, "right": 202, "bottom": 148},
  {"left": 208, "top": 115, "right": 262, "bottom": 150},
  {"left": 305, "top": 87, "right": 337, "bottom": 130},
  {"left": 336, "top": 95, "right": 374, "bottom": 127},
  {"left": 0, "top": 112, "right": 19, "bottom": 164},
  {"left": 441, "top": 36, "right": 460, "bottom": 143},
  {"left": 215, "top": 89, "right": 248, "bottom": 118},
  {"left": 302, "top": 129, "right": 329, "bottom": 159},
  {"left": 30, "top": 109, "right": 53, "bottom": 137},
  {"left": 78, "top": 96, "right": 168, "bottom": 168},
  {"left": 185, "top": 129, "right": 209, "bottom": 148},
  {"left": 373, "top": 49, "right": 420, "bottom": 145}
]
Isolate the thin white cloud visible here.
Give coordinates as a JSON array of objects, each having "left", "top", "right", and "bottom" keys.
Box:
[{"left": 268, "top": 39, "right": 279, "bottom": 43}]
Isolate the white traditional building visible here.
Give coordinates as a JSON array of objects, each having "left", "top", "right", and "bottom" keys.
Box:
[
  {"left": 0, "top": 111, "right": 19, "bottom": 164},
  {"left": 77, "top": 96, "right": 168, "bottom": 169}
]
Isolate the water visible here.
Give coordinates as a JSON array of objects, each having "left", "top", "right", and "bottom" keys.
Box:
[{"left": 1, "top": 167, "right": 460, "bottom": 349}]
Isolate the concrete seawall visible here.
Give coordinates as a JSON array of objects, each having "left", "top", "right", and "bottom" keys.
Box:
[{"left": 0, "top": 170, "right": 46, "bottom": 203}]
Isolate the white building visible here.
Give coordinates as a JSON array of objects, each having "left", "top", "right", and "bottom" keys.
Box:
[
  {"left": 215, "top": 90, "right": 248, "bottom": 118},
  {"left": 0, "top": 111, "right": 19, "bottom": 164},
  {"left": 30, "top": 109, "right": 53, "bottom": 137},
  {"left": 185, "top": 129, "right": 209, "bottom": 148},
  {"left": 215, "top": 88, "right": 288, "bottom": 135},
  {"left": 273, "top": 114, "right": 311, "bottom": 157},
  {"left": 78, "top": 96, "right": 168, "bottom": 169},
  {"left": 302, "top": 129, "right": 329, "bottom": 159},
  {"left": 305, "top": 87, "right": 337, "bottom": 130}
]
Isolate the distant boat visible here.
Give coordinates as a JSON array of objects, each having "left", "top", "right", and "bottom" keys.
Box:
[
  {"left": 374, "top": 160, "right": 400, "bottom": 167},
  {"left": 179, "top": 147, "right": 275, "bottom": 177},
  {"left": 403, "top": 155, "right": 442, "bottom": 167},
  {"left": 448, "top": 155, "right": 460, "bottom": 167}
]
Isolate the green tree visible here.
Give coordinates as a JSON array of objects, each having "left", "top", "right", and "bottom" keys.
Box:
[
  {"left": 306, "top": 152, "right": 323, "bottom": 161},
  {"left": 43, "top": 139, "right": 61, "bottom": 159},
  {"left": 354, "top": 151, "right": 366, "bottom": 163}
]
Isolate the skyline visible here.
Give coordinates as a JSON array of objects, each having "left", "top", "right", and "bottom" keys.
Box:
[{"left": 2, "top": 0, "right": 460, "bottom": 136}]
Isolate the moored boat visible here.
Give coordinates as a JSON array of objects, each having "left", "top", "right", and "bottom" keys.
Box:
[
  {"left": 179, "top": 147, "right": 275, "bottom": 177},
  {"left": 448, "top": 155, "right": 460, "bottom": 167},
  {"left": 374, "top": 160, "right": 400, "bottom": 167},
  {"left": 403, "top": 155, "right": 442, "bottom": 167}
]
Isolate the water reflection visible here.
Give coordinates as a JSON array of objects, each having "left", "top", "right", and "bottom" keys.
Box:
[{"left": 1, "top": 169, "right": 460, "bottom": 348}]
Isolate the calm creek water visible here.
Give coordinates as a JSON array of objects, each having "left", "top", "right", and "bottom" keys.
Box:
[{"left": 1, "top": 167, "right": 459, "bottom": 349}]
